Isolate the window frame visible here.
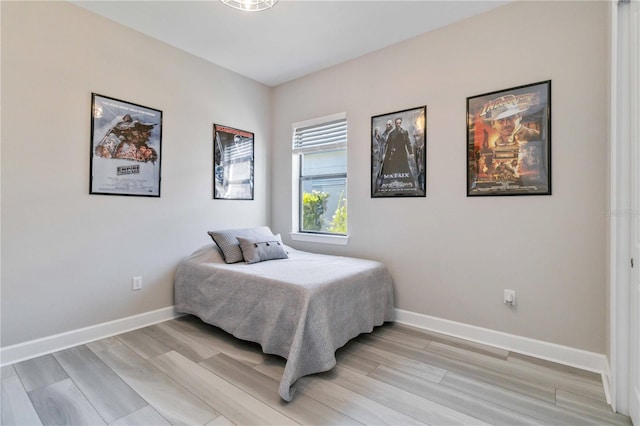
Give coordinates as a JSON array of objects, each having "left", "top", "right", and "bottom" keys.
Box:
[{"left": 291, "top": 113, "right": 349, "bottom": 245}]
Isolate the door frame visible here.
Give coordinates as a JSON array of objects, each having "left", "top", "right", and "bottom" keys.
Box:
[
  {"left": 629, "top": 2, "right": 640, "bottom": 423},
  {"left": 609, "top": 0, "right": 638, "bottom": 419}
]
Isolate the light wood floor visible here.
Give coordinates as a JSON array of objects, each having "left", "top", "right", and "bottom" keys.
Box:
[{"left": 1, "top": 315, "right": 633, "bottom": 426}]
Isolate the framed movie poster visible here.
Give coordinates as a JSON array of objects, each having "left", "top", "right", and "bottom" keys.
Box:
[
  {"left": 213, "top": 124, "right": 254, "bottom": 200},
  {"left": 371, "top": 106, "right": 426, "bottom": 198},
  {"left": 467, "top": 80, "right": 551, "bottom": 196},
  {"left": 90, "top": 93, "right": 162, "bottom": 197}
]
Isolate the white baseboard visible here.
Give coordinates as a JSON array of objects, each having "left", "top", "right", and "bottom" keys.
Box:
[
  {"left": 602, "top": 359, "right": 613, "bottom": 409},
  {"left": 631, "top": 386, "right": 640, "bottom": 425},
  {"left": 0, "top": 306, "right": 181, "bottom": 367},
  {"left": 394, "top": 308, "right": 612, "bottom": 405},
  {"left": 0, "top": 305, "right": 613, "bottom": 408}
]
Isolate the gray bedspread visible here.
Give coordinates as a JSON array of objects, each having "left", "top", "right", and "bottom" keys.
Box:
[{"left": 174, "top": 244, "right": 395, "bottom": 401}]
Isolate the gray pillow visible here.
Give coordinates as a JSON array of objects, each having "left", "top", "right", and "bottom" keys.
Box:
[
  {"left": 237, "top": 234, "right": 288, "bottom": 264},
  {"left": 207, "top": 226, "right": 273, "bottom": 264}
]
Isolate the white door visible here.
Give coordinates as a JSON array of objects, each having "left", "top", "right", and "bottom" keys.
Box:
[{"left": 630, "top": 2, "right": 639, "bottom": 424}]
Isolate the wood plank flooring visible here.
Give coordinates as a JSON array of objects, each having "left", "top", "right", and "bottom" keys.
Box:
[{"left": 0, "top": 316, "right": 633, "bottom": 425}]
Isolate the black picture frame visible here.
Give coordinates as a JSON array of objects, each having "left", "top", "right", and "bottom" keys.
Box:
[
  {"left": 90, "top": 93, "right": 162, "bottom": 197},
  {"left": 466, "top": 80, "right": 551, "bottom": 196},
  {"left": 371, "top": 106, "right": 426, "bottom": 198},
  {"left": 213, "top": 124, "right": 254, "bottom": 200}
]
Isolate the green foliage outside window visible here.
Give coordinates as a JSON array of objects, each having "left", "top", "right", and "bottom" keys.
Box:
[
  {"left": 302, "top": 190, "right": 347, "bottom": 234},
  {"left": 302, "top": 191, "right": 329, "bottom": 231},
  {"left": 328, "top": 193, "right": 347, "bottom": 234}
]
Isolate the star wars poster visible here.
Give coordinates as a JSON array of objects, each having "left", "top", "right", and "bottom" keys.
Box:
[
  {"left": 467, "top": 81, "right": 551, "bottom": 196},
  {"left": 213, "top": 124, "right": 254, "bottom": 200},
  {"left": 90, "top": 94, "right": 162, "bottom": 197},
  {"left": 371, "top": 106, "right": 426, "bottom": 198}
]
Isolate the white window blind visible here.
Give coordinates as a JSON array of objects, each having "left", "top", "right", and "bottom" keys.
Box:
[{"left": 293, "top": 114, "right": 347, "bottom": 154}]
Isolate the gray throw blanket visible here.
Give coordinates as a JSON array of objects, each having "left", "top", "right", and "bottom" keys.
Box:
[{"left": 174, "top": 244, "right": 395, "bottom": 401}]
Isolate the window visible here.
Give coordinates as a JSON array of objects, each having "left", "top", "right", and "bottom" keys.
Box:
[{"left": 292, "top": 113, "right": 347, "bottom": 243}]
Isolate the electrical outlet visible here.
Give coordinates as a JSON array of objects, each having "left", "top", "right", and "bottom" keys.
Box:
[
  {"left": 504, "top": 289, "right": 516, "bottom": 306},
  {"left": 132, "top": 276, "right": 142, "bottom": 291}
]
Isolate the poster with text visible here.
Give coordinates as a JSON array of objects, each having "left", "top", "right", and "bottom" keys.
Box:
[
  {"left": 371, "top": 106, "right": 426, "bottom": 198},
  {"left": 214, "top": 124, "right": 254, "bottom": 200},
  {"left": 467, "top": 81, "right": 551, "bottom": 196},
  {"left": 90, "top": 94, "right": 162, "bottom": 197}
]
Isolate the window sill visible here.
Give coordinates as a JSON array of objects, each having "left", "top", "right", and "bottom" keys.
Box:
[{"left": 289, "top": 232, "right": 349, "bottom": 246}]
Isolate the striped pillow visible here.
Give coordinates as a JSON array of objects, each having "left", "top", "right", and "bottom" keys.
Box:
[{"left": 207, "top": 226, "right": 273, "bottom": 263}]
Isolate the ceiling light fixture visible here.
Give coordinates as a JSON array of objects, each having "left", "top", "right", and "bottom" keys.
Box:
[{"left": 220, "top": 0, "right": 278, "bottom": 12}]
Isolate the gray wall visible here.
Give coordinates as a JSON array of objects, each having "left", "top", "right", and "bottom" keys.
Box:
[
  {"left": 2, "top": 1, "right": 609, "bottom": 355},
  {"left": 1, "top": 1, "right": 271, "bottom": 347},
  {"left": 271, "top": 1, "right": 609, "bottom": 353}
]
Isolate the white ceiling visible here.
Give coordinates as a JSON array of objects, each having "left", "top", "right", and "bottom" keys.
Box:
[{"left": 72, "top": 0, "right": 509, "bottom": 87}]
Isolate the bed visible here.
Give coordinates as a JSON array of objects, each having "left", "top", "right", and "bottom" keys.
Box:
[{"left": 174, "top": 230, "right": 395, "bottom": 401}]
